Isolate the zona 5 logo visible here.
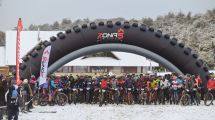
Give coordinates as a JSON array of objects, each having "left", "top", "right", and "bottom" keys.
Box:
[{"left": 97, "top": 28, "right": 124, "bottom": 42}]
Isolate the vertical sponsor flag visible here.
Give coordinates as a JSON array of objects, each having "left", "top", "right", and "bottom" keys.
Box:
[
  {"left": 16, "top": 18, "right": 23, "bottom": 85},
  {"left": 39, "top": 45, "right": 51, "bottom": 85}
]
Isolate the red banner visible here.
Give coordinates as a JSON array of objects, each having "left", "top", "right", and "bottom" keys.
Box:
[{"left": 16, "top": 18, "right": 23, "bottom": 85}]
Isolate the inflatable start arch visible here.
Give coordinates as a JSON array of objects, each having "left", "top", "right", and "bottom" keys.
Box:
[{"left": 19, "top": 21, "right": 210, "bottom": 88}]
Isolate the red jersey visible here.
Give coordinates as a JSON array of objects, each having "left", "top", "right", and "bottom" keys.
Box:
[
  {"left": 207, "top": 79, "right": 215, "bottom": 89},
  {"left": 117, "top": 79, "right": 124, "bottom": 84},
  {"left": 101, "top": 79, "right": 108, "bottom": 89},
  {"left": 194, "top": 76, "right": 202, "bottom": 87}
]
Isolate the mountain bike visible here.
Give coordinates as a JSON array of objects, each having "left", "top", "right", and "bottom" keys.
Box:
[
  {"left": 114, "top": 88, "right": 120, "bottom": 105},
  {"left": 52, "top": 88, "right": 68, "bottom": 106},
  {"left": 78, "top": 88, "right": 85, "bottom": 103},
  {"left": 138, "top": 88, "right": 147, "bottom": 105},
  {"left": 180, "top": 89, "right": 191, "bottom": 106},
  {"left": 171, "top": 87, "right": 179, "bottom": 105},
  {"left": 85, "top": 87, "right": 91, "bottom": 104},
  {"left": 159, "top": 88, "right": 165, "bottom": 104},
  {"left": 99, "top": 89, "right": 107, "bottom": 107},
  {"left": 72, "top": 88, "right": 78, "bottom": 105},
  {"left": 126, "top": 88, "right": 133, "bottom": 105},
  {"left": 32, "top": 90, "right": 48, "bottom": 106},
  {"left": 193, "top": 87, "right": 201, "bottom": 106},
  {"left": 149, "top": 88, "right": 158, "bottom": 105},
  {"left": 204, "top": 89, "right": 214, "bottom": 106}
]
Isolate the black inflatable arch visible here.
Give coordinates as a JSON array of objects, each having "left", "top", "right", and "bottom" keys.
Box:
[{"left": 20, "top": 21, "right": 210, "bottom": 88}]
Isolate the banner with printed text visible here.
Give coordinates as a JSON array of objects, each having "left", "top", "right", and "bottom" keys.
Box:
[{"left": 39, "top": 45, "right": 51, "bottom": 85}]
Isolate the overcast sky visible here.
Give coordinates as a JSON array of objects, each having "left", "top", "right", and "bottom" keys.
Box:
[{"left": 0, "top": 0, "right": 214, "bottom": 31}]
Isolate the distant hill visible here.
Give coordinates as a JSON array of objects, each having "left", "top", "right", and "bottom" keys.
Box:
[{"left": 150, "top": 10, "right": 215, "bottom": 68}]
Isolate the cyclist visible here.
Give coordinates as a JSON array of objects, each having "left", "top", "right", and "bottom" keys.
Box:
[
  {"left": 116, "top": 76, "right": 125, "bottom": 103},
  {"left": 85, "top": 76, "right": 93, "bottom": 90},
  {"left": 207, "top": 74, "right": 215, "bottom": 90},
  {"left": 185, "top": 74, "right": 195, "bottom": 104},
  {"left": 91, "top": 77, "right": 100, "bottom": 104},
  {"left": 194, "top": 75, "right": 203, "bottom": 99},
  {"left": 85, "top": 76, "right": 93, "bottom": 103},
  {"left": 110, "top": 76, "right": 117, "bottom": 89},
  {"left": 29, "top": 75, "right": 37, "bottom": 95},
  {"left": 125, "top": 75, "right": 134, "bottom": 91},
  {"left": 159, "top": 76, "right": 170, "bottom": 104},
  {"left": 135, "top": 75, "right": 145, "bottom": 103},
  {"left": 207, "top": 75, "right": 215, "bottom": 104},
  {"left": 171, "top": 75, "right": 179, "bottom": 104},
  {"left": 68, "top": 74, "right": 76, "bottom": 97},
  {"left": 54, "top": 76, "right": 63, "bottom": 89},
  {"left": 177, "top": 75, "right": 184, "bottom": 99},
  {"left": 145, "top": 76, "right": 151, "bottom": 104},
  {"left": 151, "top": 76, "right": 160, "bottom": 90},
  {"left": 77, "top": 75, "right": 86, "bottom": 103},
  {"left": 48, "top": 76, "right": 57, "bottom": 105},
  {"left": 40, "top": 77, "right": 49, "bottom": 95},
  {"left": 109, "top": 75, "right": 118, "bottom": 103},
  {"left": 125, "top": 75, "right": 134, "bottom": 104},
  {"left": 100, "top": 76, "right": 109, "bottom": 105},
  {"left": 100, "top": 76, "right": 108, "bottom": 88}
]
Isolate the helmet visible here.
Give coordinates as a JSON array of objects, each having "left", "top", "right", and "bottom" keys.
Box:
[
  {"left": 178, "top": 75, "right": 183, "bottom": 79},
  {"left": 23, "top": 79, "right": 28, "bottom": 84},
  {"left": 185, "top": 74, "right": 191, "bottom": 79},
  {"left": 31, "top": 75, "right": 35, "bottom": 78}
]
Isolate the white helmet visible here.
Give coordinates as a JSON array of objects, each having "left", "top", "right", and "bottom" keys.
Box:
[{"left": 23, "top": 79, "right": 28, "bottom": 84}]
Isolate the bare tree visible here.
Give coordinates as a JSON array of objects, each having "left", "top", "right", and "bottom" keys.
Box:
[{"left": 0, "top": 31, "right": 5, "bottom": 46}]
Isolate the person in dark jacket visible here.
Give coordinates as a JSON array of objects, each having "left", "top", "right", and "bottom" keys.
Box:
[
  {"left": 5, "top": 80, "right": 21, "bottom": 120},
  {"left": 185, "top": 74, "right": 195, "bottom": 104},
  {"left": 0, "top": 77, "right": 5, "bottom": 106},
  {"left": 0, "top": 76, "right": 5, "bottom": 120},
  {"left": 21, "top": 79, "right": 32, "bottom": 113}
]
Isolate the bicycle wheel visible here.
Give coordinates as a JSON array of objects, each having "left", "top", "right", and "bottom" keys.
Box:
[
  {"left": 204, "top": 92, "right": 213, "bottom": 106},
  {"left": 57, "top": 93, "right": 68, "bottom": 106},
  {"left": 138, "top": 93, "right": 142, "bottom": 104},
  {"left": 127, "top": 91, "right": 133, "bottom": 105},
  {"left": 68, "top": 92, "right": 72, "bottom": 104},
  {"left": 180, "top": 94, "right": 190, "bottom": 106},
  {"left": 153, "top": 91, "right": 158, "bottom": 105},
  {"left": 159, "top": 90, "right": 164, "bottom": 104},
  {"left": 115, "top": 91, "right": 119, "bottom": 105},
  {"left": 40, "top": 95, "right": 48, "bottom": 106},
  {"left": 86, "top": 92, "right": 90, "bottom": 104},
  {"left": 73, "top": 92, "right": 77, "bottom": 105},
  {"left": 195, "top": 92, "right": 201, "bottom": 106},
  {"left": 99, "top": 92, "right": 104, "bottom": 107},
  {"left": 32, "top": 94, "right": 39, "bottom": 106}
]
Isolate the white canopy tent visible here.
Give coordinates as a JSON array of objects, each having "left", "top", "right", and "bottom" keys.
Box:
[{"left": 65, "top": 52, "right": 158, "bottom": 67}]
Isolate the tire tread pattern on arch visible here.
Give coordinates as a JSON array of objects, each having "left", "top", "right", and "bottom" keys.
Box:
[{"left": 20, "top": 20, "right": 209, "bottom": 89}]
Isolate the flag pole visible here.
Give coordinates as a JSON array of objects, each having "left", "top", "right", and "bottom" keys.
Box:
[{"left": 16, "top": 18, "right": 23, "bottom": 85}]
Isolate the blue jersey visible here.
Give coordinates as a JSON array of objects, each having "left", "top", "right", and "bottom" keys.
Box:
[{"left": 50, "top": 80, "right": 56, "bottom": 90}]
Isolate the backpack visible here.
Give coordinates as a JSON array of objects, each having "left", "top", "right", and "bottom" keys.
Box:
[
  {"left": 11, "top": 89, "right": 18, "bottom": 99},
  {"left": 9, "top": 86, "right": 19, "bottom": 106}
]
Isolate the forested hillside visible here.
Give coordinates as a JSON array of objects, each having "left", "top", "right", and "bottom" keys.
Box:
[{"left": 1, "top": 9, "right": 215, "bottom": 67}]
